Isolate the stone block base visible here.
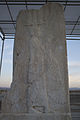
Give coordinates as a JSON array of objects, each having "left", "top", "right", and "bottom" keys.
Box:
[{"left": 0, "top": 113, "right": 71, "bottom": 120}]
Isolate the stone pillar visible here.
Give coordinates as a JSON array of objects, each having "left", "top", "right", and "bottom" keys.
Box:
[{"left": 1, "top": 3, "right": 72, "bottom": 120}]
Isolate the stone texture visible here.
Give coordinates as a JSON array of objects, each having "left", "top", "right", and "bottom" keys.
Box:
[
  {"left": 1, "top": 3, "right": 71, "bottom": 120},
  {"left": 0, "top": 113, "right": 71, "bottom": 120}
]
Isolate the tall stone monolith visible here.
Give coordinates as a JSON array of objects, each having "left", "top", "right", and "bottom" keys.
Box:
[{"left": 1, "top": 3, "right": 72, "bottom": 120}]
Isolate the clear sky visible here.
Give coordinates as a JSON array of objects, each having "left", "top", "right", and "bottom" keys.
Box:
[
  {"left": 67, "top": 40, "right": 80, "bottom": 89},
  {"left": 0, "top": 38, "right": 80, "bottom": 89},
  {"left": 0, "top": 38, "right": 14, "bottom": 88}
]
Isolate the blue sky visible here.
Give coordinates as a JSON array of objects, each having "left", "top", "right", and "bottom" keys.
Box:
[
  {"left": 0, "top": 38, "right": 14, "bottom": 87},
  {"left": 67, "top": 40, "right": 80, "bottom": 88},
  {"left": 0, "top": 38, "right": 80, "bottom": 88}
]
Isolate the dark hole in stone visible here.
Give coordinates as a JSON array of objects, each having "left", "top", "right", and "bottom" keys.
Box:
[{"left": 17, "top": 53, "right": 19, "bottom": 56}]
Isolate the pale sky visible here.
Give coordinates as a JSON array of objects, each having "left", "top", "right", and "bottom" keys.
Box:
[
  {"left": 0, "top": 38, "right": 80, "bottom": 89},
  {"left": 67, "top": 40, "right": 80, "bottom": 89}
]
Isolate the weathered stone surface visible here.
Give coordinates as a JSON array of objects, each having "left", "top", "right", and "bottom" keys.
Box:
[
  {"left": 0, "top": 113, "right": 71, "bottom": 120},
  {"left": 1, "top": 3, "right": 71, "bottom": 120}
]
